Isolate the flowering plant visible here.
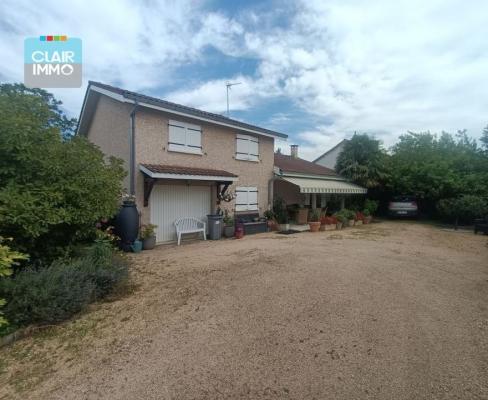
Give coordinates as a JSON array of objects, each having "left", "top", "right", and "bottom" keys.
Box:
[
  {"left": 355, "top": 211, "right": 365, "bottom": 221},
  {"left": 121, "top": 193, "right": 136, "bottom": 203},
  {"left": 140, "top": 224, "right": 157, "bottom": 239},
  {"left": 218, "top": 191, "right": 235, "bottom": 202},
  {"left": 95, "top": 226, "right": 119, "bottom": 245}
]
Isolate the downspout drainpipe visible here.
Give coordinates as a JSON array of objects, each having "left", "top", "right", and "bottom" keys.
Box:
[{"left": 129, "top": 101, "right": 139, "bottom": 196}]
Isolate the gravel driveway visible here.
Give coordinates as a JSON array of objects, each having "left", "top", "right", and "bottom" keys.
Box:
[{"left": 1, "top": 221, "right": 488, "bottom": 399}]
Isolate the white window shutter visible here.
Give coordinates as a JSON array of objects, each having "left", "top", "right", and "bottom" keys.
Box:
[
  {"left": 248, "top": 138, "right": 259, "bottom": 161},
  {"left": 235, "top": 186, "right": 258, "bottom": 211},
  {"left": 236, "top": 135, "right": 250, "bottom": 160},
  {"left": 187, "top": 128, "right": 201, "bottom": 149},
  {"left": 235, "top": 187, "right": 249, "bottom": 211},
  {"left": 169, "top": 123, "right": 186, "bottom": 146},
  {"left": 248, "top": 188, "right": 258, "bottom": 210},
  {"left": 168, "top": 120, "right": 202, "bottom": 154},
  {"left": 236, "top": 134, "right": 259, "bottom": 161}
]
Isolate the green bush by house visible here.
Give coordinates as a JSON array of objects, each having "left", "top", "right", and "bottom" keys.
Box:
[
  {"left": 0, "top": 83, "right": 126, "bottom": 264},
  {"left": 0, "top": 241, "right": 128, "bottom": 327}
]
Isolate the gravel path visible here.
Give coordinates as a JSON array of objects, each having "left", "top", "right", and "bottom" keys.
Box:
[{"left": 1, "top": 221, "right": 487, "bottom": 399}]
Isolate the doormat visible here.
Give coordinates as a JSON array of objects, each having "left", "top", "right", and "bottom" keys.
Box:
[{"left": 277, "top": 230, "right": 302, "bottom": 235}]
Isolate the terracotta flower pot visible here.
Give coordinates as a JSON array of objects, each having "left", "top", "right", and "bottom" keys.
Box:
[
  {"left": 319, "top": 223, "right": 327, "bottom": 231},
  {"left": 364, "top": 216, "right": 372, "bottom": 224},
  {"left": 268, "top": 220, "right": 278, "bottom": 231},
  {"left": 355, "top": 220, "right": 363, "bottom": 226},
  {"left": 348, "top": 219, "right": 355, "bottom": 227},
  {"left": 336, "top": 222, "right": 343, "bottom": 230},
  {"left": 309, "top": 221, "right": 321, "bottom": 232}
]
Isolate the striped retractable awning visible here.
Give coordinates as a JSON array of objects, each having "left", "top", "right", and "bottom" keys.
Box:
[{"left": 282, "top": 176, "right": 367, "bottom": 194}]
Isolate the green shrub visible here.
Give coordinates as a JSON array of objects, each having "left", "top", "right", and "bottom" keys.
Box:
[
  {"left": 0, "top": 238, "right": 28, "bottom": 327},
  {"left": 340, "top": 209, "right": 356, "bottom": 220},
  {"left": 363, "top": 199, "right": 379, "bottom": 216},
  {"left": 0, "top": 264, "right": 95, "bottom": 326},
  {"left": 437, "top": 195, "right": 488, "bottom": 227},
  {"left": 0, "top": 242, "right": 128, "bottom": 327},
  {"left": 0, "top": 84, "right": 126, "bottom": 264},
  {"left": 273, "top": 197, "right": 289, "bottom": 224},
  {"left": 309, "top": 209, "right": 320, "bottom": 222},
  {"left": 80, "top": 242, "right": 129, "bottom": 298},
  {"left": 333, "top": 211, "right": 346, "bottom": 223}
]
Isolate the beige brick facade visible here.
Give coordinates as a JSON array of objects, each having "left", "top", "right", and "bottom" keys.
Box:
[{"left": 86, "top": 94, "right": 276, "bottom": 225}]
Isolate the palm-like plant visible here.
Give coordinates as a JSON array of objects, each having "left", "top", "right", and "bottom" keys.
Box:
[{"left": 335, "top": 133, "right": 388, "bottom": 188}]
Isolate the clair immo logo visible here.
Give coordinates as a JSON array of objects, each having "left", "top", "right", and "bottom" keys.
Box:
[{"left": 24, "top": 35, "right": 82, "bottom": 88}]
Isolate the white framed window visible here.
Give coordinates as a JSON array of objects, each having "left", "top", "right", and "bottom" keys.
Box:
[
  {"left": 168, "top": 120, "right": 202, "bottom": 154},
  {"left": 235, "top": 186, "right": 258, "bottom": 211},
  {"left": 236, "top": 134, "right": 259, "bottom": 161}
]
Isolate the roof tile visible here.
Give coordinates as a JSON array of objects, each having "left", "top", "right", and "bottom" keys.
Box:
[
  {"left": 88, "top": 81, "right": 287, "bottom": 139},
  {"left": 141, "top": 164, "right": 237, "bottom": 178},
  {"left": 274, "top": 153, "right": 338, "bottom": 177}
]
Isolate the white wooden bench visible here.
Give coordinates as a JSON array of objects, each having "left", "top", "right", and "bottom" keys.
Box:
[{"left": 174, "top": 217, "right": 206, "bottom": 245}]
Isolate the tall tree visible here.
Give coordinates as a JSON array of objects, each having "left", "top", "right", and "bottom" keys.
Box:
[
  {"left": 0, "top": 83, "right": 77, "bottom": 139},
  {"left": 335, "top": 133, "right": 388, "bottom": 188},
  {"left": 388, "top": 131, "right": 488, "bottom": 214},
  {"left": 0, "top": 83, "right": 125, "bottom": 263},
  {"left": 481, "top": 125, "right": 488, "bottom": 151}
]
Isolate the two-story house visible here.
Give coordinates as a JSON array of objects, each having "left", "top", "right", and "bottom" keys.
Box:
[{"left": 77, "top": 81, "right": 288, "bottom": 242}]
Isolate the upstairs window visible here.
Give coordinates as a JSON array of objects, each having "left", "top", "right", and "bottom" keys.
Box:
[
  {"left": 235, "top": 186, "right": 258, "bottom": 211},
  {"left": 236, "top": 134, "right": 259, "bottom": 161},
  {"left": 168, "top": 120, "right": 202, "bottom": 154}
]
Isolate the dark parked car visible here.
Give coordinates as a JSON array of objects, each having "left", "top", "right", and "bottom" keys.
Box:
[{"left": 388, "top": 195, "right": 418, "bottom": 217}]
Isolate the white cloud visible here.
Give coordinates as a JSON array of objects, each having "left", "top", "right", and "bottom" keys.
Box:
[
  {"left": 164, "top": 0, "right": 488, "bottom": 158},
  {"left": 0, "top": 0, "right": 244, "bottom": 113},
  {"left": 1, "top": 0, "right": 487, "bottom": 159},
  {"left": 166, "top": 76, "right": 254, "bottom": 114}
]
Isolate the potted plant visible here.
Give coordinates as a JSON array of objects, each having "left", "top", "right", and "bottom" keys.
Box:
[
  {"left": 343, "top": 209, "right": 356, "bottom": 227},
  {"left": 334, "top": 212, "right": 345, "bottom": 229},
  {"left": 320, "top": 214, "right": 337, "bottom": 231},
  {"left": 273, "top": 197, "right": 290, "bottom": 231},
  {"left": 308, "top": 209, "right": 321, "bottom": 232},
  {"left": 355, "top": 211, "right": 364, "bottom": 226},
  {"left": 319, "top": 212, "right": 328, "bottom": 231},
  {"left": 363, "top": 199, "right": 378, "bottom": 224},
  {"left": 140, "top": 223, "right": 157, "bottom": 250},
  {"left": 223, "top": 210, "right": 235, "bottom": 238},
  {"left": 327, "top": 215, "right": 338, "bottom": 230},
  {"left": 264, "top": 209, "right": 278, "bottom": 231}
]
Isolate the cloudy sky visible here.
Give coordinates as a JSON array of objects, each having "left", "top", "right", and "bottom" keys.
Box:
[{"left": 1, "top": 0, "right": 487, "bottom": 160}]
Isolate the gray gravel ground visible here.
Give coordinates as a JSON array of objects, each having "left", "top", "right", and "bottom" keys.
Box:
[{"left": 1, "top": 221, "right": 487, "bottom": 400}]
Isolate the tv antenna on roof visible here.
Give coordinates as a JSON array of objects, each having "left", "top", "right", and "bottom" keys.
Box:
[{"left": 226, "top": 81, "right": 241, "bottom": 117}]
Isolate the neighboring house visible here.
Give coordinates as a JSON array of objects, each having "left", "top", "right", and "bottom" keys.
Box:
[
  {"left": 313, "top": 139, "right": 348, "bottom": 171},
  {"left": 77, "top": 81, "right": 287, "bottom": 242},
  {"left": 273, "top": 145, "right": 367, "bottom": 212}
]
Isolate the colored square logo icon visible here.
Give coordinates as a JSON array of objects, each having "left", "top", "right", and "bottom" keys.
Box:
[{"left": 24, "top": 36, "right": 82, "bottom": 88}]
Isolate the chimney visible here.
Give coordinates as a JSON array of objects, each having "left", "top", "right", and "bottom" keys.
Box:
[{"left": 290, "top": 144, "right": 299, "bottom": 158}]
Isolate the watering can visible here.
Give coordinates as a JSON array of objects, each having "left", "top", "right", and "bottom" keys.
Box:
[{"left": 130, "top": 240, "right": 143, "bottom": 253}]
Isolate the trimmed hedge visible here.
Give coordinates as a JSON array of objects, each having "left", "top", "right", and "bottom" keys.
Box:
[{"left": 0, "top": 242, "right": 128, "bottom": 327}]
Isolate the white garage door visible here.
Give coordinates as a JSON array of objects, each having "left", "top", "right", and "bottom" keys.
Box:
[{"left": 150, "top": 184, "right": 211, "bottom": 242}]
